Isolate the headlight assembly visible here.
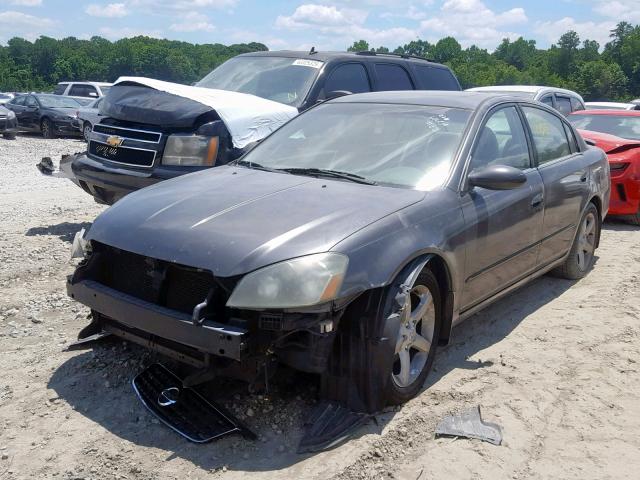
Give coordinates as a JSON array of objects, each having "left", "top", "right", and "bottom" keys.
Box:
[
  {"left": 226, "top": 253, "right": 349, "bottom": 309},
  {"left": 162, "top": 134, "right": 219, "bottom": 166},
  {"left": 7, "top": 110, "right": 15, "bottom": 119}
]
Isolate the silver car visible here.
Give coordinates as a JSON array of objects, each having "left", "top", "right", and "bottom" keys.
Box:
[{"left": 74, "top": 97, "right": 105, "bottom": 141}]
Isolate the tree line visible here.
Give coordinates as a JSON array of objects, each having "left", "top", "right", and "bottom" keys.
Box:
[
  {"left": 0, "top": 36, "right": 267, "bottom": 92},
  {"left": 349, "top": 22, "right": 640, "bottom": 101},
  {"left": 1, "top": 21, "right": 638, "bottom": 101}
]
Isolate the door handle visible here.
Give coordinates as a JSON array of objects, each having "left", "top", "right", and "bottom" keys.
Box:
[{"left": 530, "top": 193, "right": 544, "bottom": 209}]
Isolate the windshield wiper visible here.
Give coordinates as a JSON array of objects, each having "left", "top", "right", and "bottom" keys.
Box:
[
  {"left": 233, "top": 159, "right": 279, "bottom": 173},
  {"left": 277, "top": 167, "right": 377, "bottom": 185}
]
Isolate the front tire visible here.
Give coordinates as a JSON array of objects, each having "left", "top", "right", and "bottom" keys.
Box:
[
  {"left": 553, "top": 203, "right": 600, "bottom": 280},
  {"left": 385, "top": 268, "right": 441, "bottom": 405},
  {"left": 3, "top": 132, "right": 16, "bottom": 140},
  {"left": 82, "top": 122, "right": 92, "bottom": 142},
  {"left": 41, "top": 118, "right": 56, "bottom": 139}
]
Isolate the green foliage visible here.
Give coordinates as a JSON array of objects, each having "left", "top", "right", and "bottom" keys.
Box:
[
  {"left": 347, "top": 22, "right": 640, "bottom": 101},
  {"left": 0, "top": 36, "right": 267, "bottom": 92}
]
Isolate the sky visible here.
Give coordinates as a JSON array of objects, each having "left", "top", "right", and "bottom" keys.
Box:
[{"left": 1, "top": 0, "right": 639, "bottom": 52}]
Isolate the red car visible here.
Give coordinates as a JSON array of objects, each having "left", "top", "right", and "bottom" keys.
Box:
[{"left": 569, "top": 110, "right": 640, "bottom": 225}]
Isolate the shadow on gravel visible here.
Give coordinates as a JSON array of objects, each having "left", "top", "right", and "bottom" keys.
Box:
[
  {"left": 16, "top": 131, "right": 84, "bottom": 141},
  {"left": 26, "top": 221, "right": 92, "bottom": 242},
  {"left": 422, "top": 272, "right": 582, "bottom": 393},
  {"left": 47, "top": 267, "right": 591, "bottom": 473},
  {"left": 602, "top": 218, "right": 638, "bottom": 232}
]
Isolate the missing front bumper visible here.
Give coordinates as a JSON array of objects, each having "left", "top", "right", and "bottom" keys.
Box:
[{"left": 67, "top": 279, "right": 247, "bottom": 361}]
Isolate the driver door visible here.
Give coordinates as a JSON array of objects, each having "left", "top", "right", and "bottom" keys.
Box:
[
  {"left": 23, "top": 95, "right": 39, "bottom": 129},
  {"left": 460, "top": 105, "right": 545, "bottom": 311}
]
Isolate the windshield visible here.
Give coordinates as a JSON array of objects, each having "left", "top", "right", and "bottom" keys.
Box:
[
  {"left": 238, "top": 103, "right": 471, "bottom": 190},
  {"left": 99, "top": 86, "right": 111, "bottom": 95},
  {"left": 37, "top": 95, "right": 82, "bottom": 108},
  {"left": 569, "top": 114, "right": 640, "bottom": 141},
  {"left": 196, "top": 56, "right": 322, "bottom": 107}
]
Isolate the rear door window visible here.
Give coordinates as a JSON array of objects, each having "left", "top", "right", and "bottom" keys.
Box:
[
  {"left": 324, "top": 63, "right": 371, "bottom": 95},
  {"left": 69, "top": 84, "right": 98, "bottom": 97},
  {"left": 555, "top": 96, "right": 572, "bottom": 116},
  {"left": 540, "top": 95, "right": 554, "bottom": 107},
  {"left": 374, "top": 63, "right": 414, "bottom": 90},
  {"left": 570, "top": 97, "right": 584, "bottom": 112},
  {"left": 522, "top": 106, "right": 572, "bottom": 165},
  {"left": 53, "top": 84, "right": 67, "bottom": 95},
  {"left": 414, "top": 65, "right": 460, "bottom": 90}
]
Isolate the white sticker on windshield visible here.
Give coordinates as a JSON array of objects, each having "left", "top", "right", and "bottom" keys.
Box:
[{"left": 292, "top": 59, "right": 323, "bottom": 69}]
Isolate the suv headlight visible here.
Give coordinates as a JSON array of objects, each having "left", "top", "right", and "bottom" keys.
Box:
[
  {"left": 226, "top": 253, "right": 349, "bottom": 309},
  {"left": 162, "top": 134, "right": 219, "bottom": 166}
]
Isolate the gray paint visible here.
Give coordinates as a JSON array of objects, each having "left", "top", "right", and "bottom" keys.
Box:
[{"left": 85, "top": 92, "right": 609, "bottom": 332}]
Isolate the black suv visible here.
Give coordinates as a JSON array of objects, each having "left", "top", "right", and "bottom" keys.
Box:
[{"left": 68, "top": 50, "right": 461, "bottom": 204}]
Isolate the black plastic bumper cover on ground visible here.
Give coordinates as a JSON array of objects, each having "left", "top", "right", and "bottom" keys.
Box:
[{"left": 133, "top": 363, "right": 256, "bottom": 443}]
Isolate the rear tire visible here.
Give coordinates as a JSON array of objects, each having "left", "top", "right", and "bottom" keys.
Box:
[
  {"left": 553, "top": 203, "right": 600, "bottom": 280},
  {"left": 41, "top": 118, "right": 56, "bottom": 139},
  {"left": 82, "top": 122, "right": 92, "bottom": 142},
  {"left": 385, "top": 268, "right": 441, "bottom": 406}
]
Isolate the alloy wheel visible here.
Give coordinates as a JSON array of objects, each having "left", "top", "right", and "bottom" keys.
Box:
[
  {"left": 392, "top": 284, "right": 436, "bottom": 388},
  {"left": 83, "top": 124, "right": 92, "bottom": 142},
  {"left": 576, "top": 211, "right": 596, "bottom": 271}
]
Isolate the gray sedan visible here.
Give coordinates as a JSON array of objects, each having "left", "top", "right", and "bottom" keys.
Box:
[{"left": 68, "top": 91, "right": 609, "bottom": 440}]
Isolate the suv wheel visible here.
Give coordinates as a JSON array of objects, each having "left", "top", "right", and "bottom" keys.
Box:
[
  {"left": 553, "top": 203, "right": 600, "bottom": 279},
  {"left": 385, "top": 268, "right": 441, "bottom": 405},
  {"left": 82, "top": 122, "right": 92, "bottom": 142},
  {"left": 41, "top": 118, "right": 56, "bottom": 139}
]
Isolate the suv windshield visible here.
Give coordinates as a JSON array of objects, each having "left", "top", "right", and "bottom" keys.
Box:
[
  {"left": 238, "top": 103, "right": 471, "bottom": 190},
  {"left": 197, "top": 56, "right": 322, "bottom": 108},
  {"left": 569, "top": 114, "right": 640, "bottom": 141},
  {"left": 37, "top": 95, "right": 82, "bottom": 108}
]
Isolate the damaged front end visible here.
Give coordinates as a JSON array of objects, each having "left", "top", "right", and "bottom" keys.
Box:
[{"left": 67, "top": 239, "right": 346, "bottom": 385}]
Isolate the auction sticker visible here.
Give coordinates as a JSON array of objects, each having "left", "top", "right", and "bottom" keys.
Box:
[{"left": 293, "top": 59, "right": 323, "bottom": 69}]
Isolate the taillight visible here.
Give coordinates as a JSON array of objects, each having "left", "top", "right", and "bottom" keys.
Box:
[{"left": 609, "top": 162, "right": 629, "bottom": 173}]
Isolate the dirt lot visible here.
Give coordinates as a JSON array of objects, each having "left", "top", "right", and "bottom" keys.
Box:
[{"left": 1, "top": 134, "right": 639, "bottom": 480}]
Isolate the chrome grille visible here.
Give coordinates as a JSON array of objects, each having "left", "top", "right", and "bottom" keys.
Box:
[{"left": 88, "top": 123, "right": 162, "bottom": 168}]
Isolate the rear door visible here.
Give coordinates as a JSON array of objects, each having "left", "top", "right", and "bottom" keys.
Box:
[
  {"left": 460, "top": 104, "right": 545, "bottom": 310},
  {"left": 521, "top": 105, "right": 589, "bottom": 266}
]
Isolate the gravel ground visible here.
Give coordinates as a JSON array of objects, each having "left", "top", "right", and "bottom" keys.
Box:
[{"left": 1, "top": 133, "right": 639, "bottom": 480}]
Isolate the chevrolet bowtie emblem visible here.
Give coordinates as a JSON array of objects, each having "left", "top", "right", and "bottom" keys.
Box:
[{"left": 106, "top": 135, "right": 124, "bottom": 147}]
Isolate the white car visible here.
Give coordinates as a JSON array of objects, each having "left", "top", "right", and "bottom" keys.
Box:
[
  {"left": 53, "top": 81, "right": 112, "bottom": 105},
  {"left": 585, "top": 101, "right": 640, "bottom": 111},
  {"left": 0, "top": 93, "right": 14, "bottom": 105},
  {"left": 72, "top": 97, "right": 105, "bottom": 141},
  {"left": 466, "top": 85, "right": 585, "bottom": 116}
]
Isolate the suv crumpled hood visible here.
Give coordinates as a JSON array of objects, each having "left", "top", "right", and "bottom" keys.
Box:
[{"left": 87, "top": 166, "right": 425, "bottom": 277}]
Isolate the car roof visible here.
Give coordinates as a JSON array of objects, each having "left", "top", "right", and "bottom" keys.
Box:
[
  {"left": 57, "top": 81, "right": 112, "bottom": 86},
  {"left": 467, "top": 85, "right": 581, "bottom": 98},
  {"left": 570, "top": 109, "right": 640, "bottom": 117},
  {"left": 328, "top": 90, "right": 527, "bottom": 109},
  {"left": 236, "top": 50, "right": 450, "bottom": 68}
]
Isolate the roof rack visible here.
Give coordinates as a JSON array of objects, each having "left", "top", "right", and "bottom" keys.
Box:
[{"left": 354, "top": 50, "right": 436, "bottom": 63}]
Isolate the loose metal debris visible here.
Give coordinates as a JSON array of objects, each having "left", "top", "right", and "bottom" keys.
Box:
[{"left": 434, "top": 406, "right": 502, "bottom": 445}]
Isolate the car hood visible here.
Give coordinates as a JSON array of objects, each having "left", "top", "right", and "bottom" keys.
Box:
[
  {"left": 578, "top": 128, "right": 640, "bottom": 154},
  {"left": 86, "top": 166, "right": 425, "bottom": 277}
]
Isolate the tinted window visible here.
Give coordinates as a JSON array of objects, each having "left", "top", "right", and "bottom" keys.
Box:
[
  {"left": 324, "top": 63, "right": 371, "bottom": 95},
  {"left": 53, "top": 84, "right": 67, "bottom": 95},
  {"left": 414, "top": 65, "right": 459, "bottom": 90},
  {"left": 570, "top": 97, "right": 584, "bottom": 112},
  {"left": 563, "top": 123, "right": 578, "bottom": 152},
  {"left": 556, "top": 96, "right": 572, "bottom": 116},
  {"left": 472, "top": 106, "right": 530, "bottom": 170},
  {"left": 24, "top": 96, "right": 38, "bottom": 107},
  {"left": 69, "top": 84, "right": 98, "bottom": 97},
  {"left": 540, "top": 95, "right": 553, "bottom": 107},
  {"left": 375, "top": 63, "right": 413, "bottom": 90},
  {"left": 523, "top": 107, "right": 571, "bottom": 164},
  {"left": 11, "top": 96, "right": 25, "bottom": 106}
]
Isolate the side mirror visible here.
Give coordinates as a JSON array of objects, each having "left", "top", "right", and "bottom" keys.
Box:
[{"left": 468, "top": 164, "right": 527, "bottom": 190}]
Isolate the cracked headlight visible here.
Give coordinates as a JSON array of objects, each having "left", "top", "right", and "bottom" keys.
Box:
[
  {"left": 226, "top": 253, "right": 349, "bottom": 309},
  {"left": 162, "top": 134, "right": 219, "bottom": 166}
]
